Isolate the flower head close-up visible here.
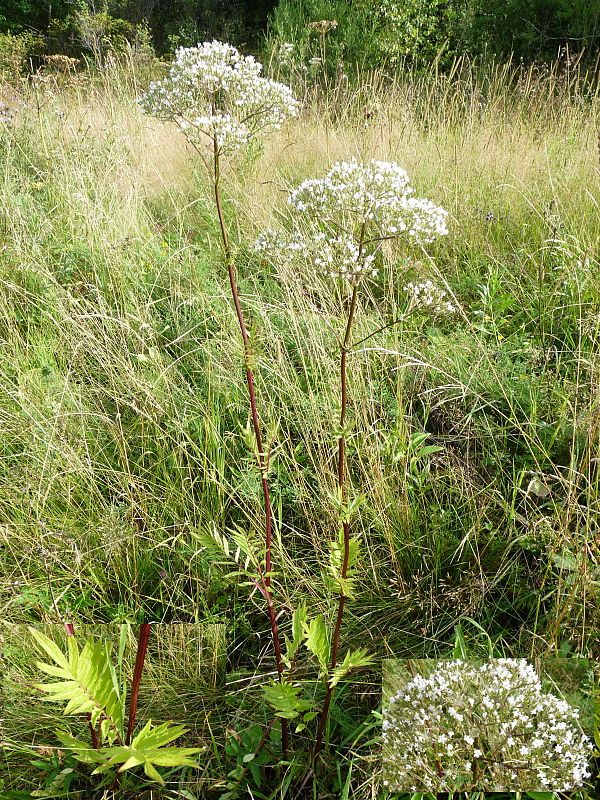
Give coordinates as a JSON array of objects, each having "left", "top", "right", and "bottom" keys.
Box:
[{"left": 382, "top": 658, "right": 593, "bottom": 793}]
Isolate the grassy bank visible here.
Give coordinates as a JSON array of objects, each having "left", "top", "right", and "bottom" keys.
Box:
[{"left": 0, "top": 55, "right": 599, "bottom": 796}]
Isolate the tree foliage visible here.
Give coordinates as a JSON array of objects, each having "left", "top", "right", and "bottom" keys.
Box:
[
  {"left": 0, "top": 0, "right": 277, "bottom": 55},
  {"left": 267, "top": 0, "right": 600, "bottom": 69},
  {"left": 1, "top": 0, "right": 598, "bottom": 64}
]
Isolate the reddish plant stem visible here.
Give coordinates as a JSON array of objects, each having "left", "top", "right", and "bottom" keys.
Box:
[
  {"left": 126, "top": 623, "right": 151, "bottom": 745},
  {"left": 312, "top": 280, "right": 360, "bottom": 762},
  {"left": 63, "top": 623, "right": 99, "bottom": 749},
  {"left": 212, "top": 141, "right": 288, "bottom": 756}
]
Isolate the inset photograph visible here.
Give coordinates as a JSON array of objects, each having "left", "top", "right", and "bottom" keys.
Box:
[
  {"left": 1, "top": 622, "right": 226, "bottom": 798},
  {"left": 382, "top": 657, "right": 596, "bottom": 793}
]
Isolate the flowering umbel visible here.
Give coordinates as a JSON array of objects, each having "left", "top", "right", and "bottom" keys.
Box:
[
  {"left": 137, "top": 41, "right": 299, "bottom": 155},
  {"left": 403, "top": 279, "right": 456, "bottom": 315},
  {"left": 254, "top": 158, "right": 448, "bottom": 281},
  {"left": 382, "top": 659, "right": 593, "bottom": 792}
]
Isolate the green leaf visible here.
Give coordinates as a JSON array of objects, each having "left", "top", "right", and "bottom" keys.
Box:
[
  {"left": 525, "top": 793, "right": 558, "bottom": 800},
  {"left": 30, "top": 768, "right": 75, "bottom": 798},
  {"left": 230, "top": 527, "right": 258, "bottom": 563},
  {"left": 284, "top": 604, "right": 307, "bottom": 666},
  {"left": 552, "top": 550, "right": 577, "bottom": 571},
  {"left": 33, "top": 662, "right": 71, "bottom": 679},
  {"left": 91, "top": 721, "right": 203, "bottom": 786},
  {"left": 327, "top": 532, "right": 360, "bottom": 598},
  {"left": 452, "top": 624, "right": 468, "bottom": 658},
  {"left": 325, "top": 488, "right": 365, "bottom": 522},
  {"left": 526, "top": 477, "right": 551, "bottom": 498},
  {"left": 192, "top": 525, "right": 232, "bottom": 559},
  {"left": 119, "top": 755, "right": 143, "bottom": 771},
  {"left": 406, "top": 432, "right": 430, "bottom": 453},
  {"left": 414, "top": 444, "right": 444, "bottom": 459},
  {"left": 28, "top": 629, "right": 70, "bottom": 671},
  {"left": 263, "top": 680, "right": 313, "bottom": 720},
  {"left": 304, "top": 615, "right": 329, "bottom": 673},
  {"left": 145, "top": 748, "right": 204, "bottom": 767},
  {"left": 248, "top": 758, "right": 261, "bottom": 787},
  {"left": 32, "top": 633, "right": 124, "bottom": 742},
  {"left": 54, "top": 731, "right": 105, "bottom": 765},
  {"left": 329, "top": 648, "right": 374, "bottom": 688},
  {"left": 192, "top": 524, "right": 256, "bottom": 574},
  {"left": 132, "top": 719, "right": 190, "bottom": 749},
  {"left": 143, "top": 760, "right": 163, "bottom": 783}
]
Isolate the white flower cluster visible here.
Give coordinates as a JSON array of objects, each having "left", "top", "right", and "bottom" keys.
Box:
[
  {"left": 403, "top": 279, "right": 457, "bottom": 315},
  {"left": 180, "top": 112, "right": 249, "bottom": 149},
  {"left": 253, "top": 228, "right": 305, "bottom": 260},
  {"left": 382, "top": 659, "right": 593, "bottom": 793},
  {"left": 254, "top": 159, "right": 448, "bottom": 283},
  {"left": 137, "top": 40, "right": 299, "bottom": 154},
  {"left": 289, "top": 159, "right": 448, "bottom": 244},
  {"left": 310, "top": 232, "right": 376, "bottom": 279},
  {"left": 253, "top": 229, "right": 376, "bottom": 280}
]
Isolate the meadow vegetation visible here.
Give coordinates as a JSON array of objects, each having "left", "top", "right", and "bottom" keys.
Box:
[{"left": 0, "top": 46, "right": 599, "bottom": 798}]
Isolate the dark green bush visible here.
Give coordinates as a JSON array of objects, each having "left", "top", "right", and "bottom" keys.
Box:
[{"left": 0, "top": 31, "right": 44, "bottom": 79}]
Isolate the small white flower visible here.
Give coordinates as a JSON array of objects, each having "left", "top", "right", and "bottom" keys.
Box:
[{"left": 403, "top": 280, "right": 457, "bottom": 316}]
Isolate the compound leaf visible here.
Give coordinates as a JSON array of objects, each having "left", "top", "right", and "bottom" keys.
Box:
[
  {"left": 329, "top": 648, "right": 374, "bottom": 688},
  {"left": 30, "top": 629, "right": 124, "bottom": 742},
  {"left": 263, "top": 680, "right": 313, "bottom": 720},
  {"left": 304, "top": 615, "right": 329, "bottom": 673}
]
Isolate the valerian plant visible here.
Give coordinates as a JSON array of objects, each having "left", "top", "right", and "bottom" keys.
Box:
[
  {"left": 191, "top": 530, "right": 374, "bottom": 742},
  {"left": 255, "top": 158, "right": 448, "bottom": 765},
  {"left": 28, "top": 625, "right": 203, "bottom": 792},
  {"left": 382, "top": 659, "right": 593, "bottom": 793},
  {"left": 138, "top": 41, "right": 299, "bottom": 754}
]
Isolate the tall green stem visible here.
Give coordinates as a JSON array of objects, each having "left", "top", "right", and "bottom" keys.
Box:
[{"left": 212, "top": 140, "right": 288, "bottom": 755}]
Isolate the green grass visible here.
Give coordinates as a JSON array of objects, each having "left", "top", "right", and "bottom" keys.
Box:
[{"left": 0, "top": 54, "right": 599, "bottom": 797}]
